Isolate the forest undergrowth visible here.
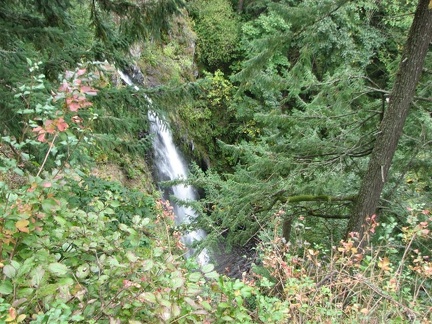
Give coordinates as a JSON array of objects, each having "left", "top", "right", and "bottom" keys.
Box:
[{"left": 0, "top": 62, "right": 431, "bottom": 323}]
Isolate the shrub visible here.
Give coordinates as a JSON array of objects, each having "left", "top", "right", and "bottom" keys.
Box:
[{"left": 251, "top": 211, "right": 432, "bottom": 322}]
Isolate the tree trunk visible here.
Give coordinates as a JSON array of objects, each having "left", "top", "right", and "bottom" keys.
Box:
[
  {"left": 237, "top": 0, "right": 245, "bottom": 13},
  {"left": 282, "top": 217, "right": 293, "bottom": 243},
  {"left": 347, "top": 0, "right": 432, "bottom": 241}
]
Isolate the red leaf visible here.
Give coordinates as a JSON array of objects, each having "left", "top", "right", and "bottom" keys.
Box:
[
  {"left": 8, "top": 307, "right": 17, "bottom": 320},
  {"left": 37, "top": 133, "right": 46, "bottom": 142},
  {"left": 58, "top": 81, "right": 70, "bottom": 92},
  {"left": 76, "top": 68, "right": 86, "bottom": 76},
  {"left": 44, "top": 120, "right": 56, "bottom": 134},
  {"left": 33, "top": 126, "right": 47, "bottom": 142},
  {"left": 68, "top": 102, "right": 80, "bottom": 111},
  {"left": 80, "top": 85, "right": 98, "bottom": 96},
  {"left": 56, "top": 118, "right": 69, "bottom": 131}
]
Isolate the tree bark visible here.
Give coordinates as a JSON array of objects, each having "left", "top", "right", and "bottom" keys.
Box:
[
  {"left": 237, "top": 0, "right": 245, "bottom": 13},
  {"left": 347, "top": 0, "right": 432, "bottom": 241},
  {"left": 282, "top": 217, "right": 292, "bottom": 243}
]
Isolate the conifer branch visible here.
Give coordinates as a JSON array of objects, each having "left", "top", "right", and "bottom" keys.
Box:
[{"left": 276, "top": 193, "right": 356, "bottom": 204}]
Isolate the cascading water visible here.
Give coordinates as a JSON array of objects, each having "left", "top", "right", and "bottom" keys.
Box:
[
  {"left": 149, "top": 114, "right": 209, "bottom": 265},
  {"left": 119, "top": 71, "right": 209, "bottom": 265}
]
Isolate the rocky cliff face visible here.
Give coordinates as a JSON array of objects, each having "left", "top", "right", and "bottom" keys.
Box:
[{"left": 129, "top": 11, "right": 197, "bottom": 88}]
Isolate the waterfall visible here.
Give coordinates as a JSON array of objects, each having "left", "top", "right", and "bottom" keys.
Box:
[
  {"left": 119, "top": 71, "right": 209, "bottom": 266},
  {"left": 149, "top": 114, "right": 209, "bottom": 265}
]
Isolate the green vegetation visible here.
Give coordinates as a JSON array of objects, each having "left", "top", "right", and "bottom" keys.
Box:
[
  {"left": 1, "top": 0, "right": 432, "bottom": 322},
  {"left": 187, "top": 0, "right": 432, "bottom": 247},
  {"left": 188, "top": 0, "right": 241, "bottom": 71}
]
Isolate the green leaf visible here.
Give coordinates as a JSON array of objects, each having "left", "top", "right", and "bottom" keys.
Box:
[
  {"left": 18, "top": 109, "right": 34, "bottom": 115},
  {"left": 221, "top": 315, "right": 235, "bottom": 321},
  {"left": 42, "top": 198, "right": 60, "bottom": 213},
  {"left": 17, "top": 257, "right": 35, "bottom": 277},
  {"left": 126, "top": 251, "right": 138, "bottom": 263},
  {"left": 171, "top": 275, "right": 185, "bottom": 289},
  {"left": 30, "top": 266, "right": 45, "bottom": 287},
  {"left": 153, "top": 247, "right": 163, "bottom": 257},
  {"left": 132, "top": 215, "right": 141, "bottom": 224},
  {"left": 107, "top": 256, "right": 125, "bottom": 267},
  {"left": 104, "top": 207, "right": 115, "bottom": 215},
  {"left": 87, "top": 212, "right": 98, "bottom": 222},
  {"left": 58, "top": 277, "right": 74, "bottom": 286},
  {"left": 201, "top": 263, "right": 214, "bottom": 273},
  {"left": 172, "top": 304, "right": 181, "bottom": 317},
  {"left": 0, "top": 281, "right": 13, "bottom": 294},
  {"left": 3, "top": 265, "right": 17, "bottom": 278},
  {"left": 118, "top": 223, "right": 129, "bottom": 232},
  {"left": 159, "top": 298, "right": 171, "bottom": 308},
  {"left": 233, "top": 280, "right": 244, "bottom": 290},
  {"left": 204, "top": 271, "right": 219, "bottom": 280},
  {"left": 10, "top": 260, "right": 20, "bottom": 269},
  {"left": 36, "top": 284, "right": 58, "bottom": 297},
  {"left": 186, "top": 283, "right": 201, "bottom": 295},
  {"left": 83, "top": 303, "right": 97, "bottom": 317},
  {"left": 240, "top": 286, "right": 253, "bottom": 297},
  {"left": 110, "top": 200, "right": 121, "bottom": 208},
  {"left": 13, "top": 168, "right": 24, "bottom": 176},
  {"left": 48, "top": 262, "right": 69, "bottom": 276},
  {"left": 98, "top": 275, "right": 109, "bottom": 284},
  {"left": 188, "top": 272, "right": 202, "bottom": 282},
  {"left": 201, "top": 300, "right": 212, "bottom": 311},
  {"left": 17, "top": 288, "right": 34, "bottom": 298},
  {"left": 76, "top": 263, "right": 90, "bottom": 279},
  {"left": 142, "top": 259, "right": 154, "bottom": 271},
  {"left": 139, "top": 292, "right": 156, "bottom": 303},
  {"left": 7, "top": 193, "right": 18, "bottom": 202}
]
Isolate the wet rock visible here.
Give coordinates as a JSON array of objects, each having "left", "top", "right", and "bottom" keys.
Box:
[
  {"left": 211, "top": 241, "right": 259, "bottom": 279},
  {"left": 124, "top": 65, "right": 145, "bottom": 85}
]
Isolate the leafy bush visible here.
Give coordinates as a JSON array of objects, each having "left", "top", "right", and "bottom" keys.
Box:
[{"left": 250, "top": 210, "right": 432, "bottom": 322}]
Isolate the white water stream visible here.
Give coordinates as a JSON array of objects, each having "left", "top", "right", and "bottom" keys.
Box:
[{"left": 119, "top": 71, "right": 209, "bottom": 265}]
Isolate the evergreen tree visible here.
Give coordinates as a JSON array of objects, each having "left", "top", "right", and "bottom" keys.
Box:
[
  {"left": 348, "top": 0, "right": 432, "bottom": 242},
  {"left": 190, "top": 0, "right": 432, "bottom": 247}
]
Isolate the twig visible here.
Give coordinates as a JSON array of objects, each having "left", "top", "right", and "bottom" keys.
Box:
[
  {"left": 354, "top": 273, "right": 419, "bottom": 320},
  {"left": 36, "top": 133, "right": 58, "bottom": 177}
]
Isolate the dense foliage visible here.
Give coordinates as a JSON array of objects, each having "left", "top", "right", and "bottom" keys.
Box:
[
  {"left": 187, "top": 0, "right": 432, "bottom": 248},
  {"left": 1, "top": 0, "right": 432, "bottom": 322},
  {"left": 188, "top": 0, "right": 241, "bottom": 71}
]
